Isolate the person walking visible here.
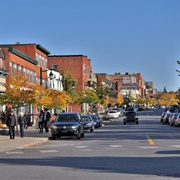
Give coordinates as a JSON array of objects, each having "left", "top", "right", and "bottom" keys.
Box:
[
  {"left": 38, "top": 109, "right": 44, "bottom": 133},
  {"left": 18, "top": 112, "right": 25, "bottom": 138},
  {"left": 26, "top": 112, "right": 31, "bottom": 127},
  {"left": 7, "top": 111, "right": 17, "bottom": 141},
  {"left": 43, "top": 108, "right": 51, "bottom": 133}
]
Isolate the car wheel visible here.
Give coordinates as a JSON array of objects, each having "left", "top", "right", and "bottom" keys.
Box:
[
  {"left": 57, "top": 135, "right": 61, "bottom": 139},
  {"left": 136, "top": 121, "right": 138, "bottom": 124},
  {"left": 51, "top": 135, "right": 57, "bottom": 140},
  {"left": 124, "top": 121, "right": 126, "bottom": 125}
]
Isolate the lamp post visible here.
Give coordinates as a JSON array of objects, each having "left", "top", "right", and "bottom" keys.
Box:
[{"left": 40, "top": 67, "right": 54, "bottom": 87}]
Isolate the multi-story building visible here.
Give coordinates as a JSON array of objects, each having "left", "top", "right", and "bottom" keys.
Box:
[
  {"left": 109, "top": 72, "right": 145, "bottom": 99},
  {"left": 48, "top": 54, "right": 96, "bottom": 113},
  {"left": 0, "top": 43, "right": 62, "bottom": 122},
  {"left": 145, "top": 81, "right": 157, "bottom": 99}
]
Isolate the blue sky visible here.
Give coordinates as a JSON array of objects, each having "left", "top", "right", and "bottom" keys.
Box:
[{"left": 1, "top": 0, "right": 180, "bottom": 92}]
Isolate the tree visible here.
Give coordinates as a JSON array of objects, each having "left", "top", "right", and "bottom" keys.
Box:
[
  {"left": 31, "top": 84, "right": 73, "bottom": 111},
  {"left": 158, "top": 91, "right": 179, "bottom": 106},
  {"left": 136, "top": 97, "right": 146, "bottom": 105},
  {"left": 87, "top": 81, "right": 111, "bottom": 105},
  {"left": 0, "top": 75, "right": 34, "bottom": 114},
  {"left": 79, "top": 90, "right": 99, "bottom": 105},
  {"left": 116, "top": 94, "right": 124, "bottom": 105}
]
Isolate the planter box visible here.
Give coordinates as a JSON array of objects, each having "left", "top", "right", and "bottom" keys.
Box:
[{"left": 0, "top": 128, "right": 9, "bottom": 135}]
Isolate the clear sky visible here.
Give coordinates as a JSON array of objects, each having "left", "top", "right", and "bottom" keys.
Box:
[{"left": 1, "top": 0, "right": 180, "bottom": 92}]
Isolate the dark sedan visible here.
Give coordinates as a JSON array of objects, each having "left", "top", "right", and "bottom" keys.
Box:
[
  {"left": 123, "top": 111, "right": 138, "bottom": 125},
  {"left": 51, "top": 113, "right": 85, "bottom": 139},
  {"left": 90, "top": 115, "right": 102, "bottom": 128},
  {"left": 81, "top": 115, "right": 94, "bottom": 132}
]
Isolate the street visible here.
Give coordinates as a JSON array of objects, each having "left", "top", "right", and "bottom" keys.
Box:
[{"left": 1, "top": 108, "right": 180, "bottom": 180}]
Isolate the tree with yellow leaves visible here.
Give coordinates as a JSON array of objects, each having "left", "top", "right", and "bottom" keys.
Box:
[
  {"left": 116, "top": 94, "right": 124, "bottom": 105},
  {"left": 0, "top": 74, "right": 34, "bottom": 111},
  {"left": 31, "top": 84, "right": 73, "bottom": 111}
]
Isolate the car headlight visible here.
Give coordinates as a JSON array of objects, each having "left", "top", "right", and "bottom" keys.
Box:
[{"left": 72, "top": 125, "right": 78, "bottom": 129}]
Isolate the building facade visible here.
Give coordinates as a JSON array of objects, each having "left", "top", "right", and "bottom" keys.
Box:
[
  {"left": 0, "top": 43, "right": 62, "bottom": 123},
  {"left": 109, "top": 72, "right": 145, "bottom": 99},
  {"left": 48, "top": 55, "right": 96, "bottom": 113}
]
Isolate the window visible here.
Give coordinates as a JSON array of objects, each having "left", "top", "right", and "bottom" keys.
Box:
[
  {"left": 32, "top": 71, "right": 35, "bottom": 83},
  {"left": 11, "top": 62, "right": 14, "bottom": 74},
  {"left": 21, "top": 66, "right": 24, "bottom": 75},
  {"left": 52, "top": 64, "right": 57, "bottom": 71},
  {"left": 44, "top": 57, "right": 47, "bottom": 68},
  {"left": 83, "top": 64, "right": 86, "bottom": 74}
]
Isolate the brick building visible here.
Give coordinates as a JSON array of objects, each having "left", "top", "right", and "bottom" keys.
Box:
[
  {"left": 48, "top": 55, "right": 96, "bottom": 113},
  {"left": 109, "top": 72, "right": 145, "bottom": 99},
  {"left": 0, "top": 43, "right": 53, "bottom": 122}
]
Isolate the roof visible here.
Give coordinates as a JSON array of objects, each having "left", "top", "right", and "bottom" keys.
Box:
[
  {"left": 0, "top": 43, "right": 51, "bottom": 55},
  {"left": 8, "top": 47, "right": 38, "bottom": 65},
  {"left": 36, "top": 44, "right": 51, "bottom": 55}
]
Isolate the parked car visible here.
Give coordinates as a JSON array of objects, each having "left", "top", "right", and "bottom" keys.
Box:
[
  {"left": 51, "top": 112, "right": 85, "bottom": 139},
  {"left": 105, "top": 110, "right": 119, "bottom": 119},
  {"left": 174, "top": 114, "right": 180, "bottom": 127},
  {"left": 90, "top": 115, "right": 102, "bottom": 128},
  {"left": 123, "top": 110, "right": 138, "bottom": 125},
  {"left": 112, "top": 108, "right": 123, "bottom": 117},
  {"left": 80, "top": 115, "right": 94, "bottom": 132},
  {"left": 169, "top": 113, "right": 179, "bottom": 126},
  {"left": 162, "top": 112, "right": 172, "bottom": 124}
]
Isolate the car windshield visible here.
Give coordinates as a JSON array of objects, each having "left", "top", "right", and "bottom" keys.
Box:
[
  {"left": 81, "top": 116, "right": 91, "bottom": 122},
  {"left": 109, "top": 110, "right": 117, "bottom": 113},
  {"left": 113, "top": 108, "right": 120, "bottom": 112},
  {"left": 90, "top": 115, "right": 97, "bottom": 119},
  {"left": 126, "top": 112, "right": 136, "bottom": 116},
  {"left": 55, "top": 114, "right": 79, "bottom": 122}
]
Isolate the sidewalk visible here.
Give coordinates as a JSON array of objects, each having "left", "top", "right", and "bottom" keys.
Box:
[{"left": 0, "top": 126, "right": 50, "bottom": 153}]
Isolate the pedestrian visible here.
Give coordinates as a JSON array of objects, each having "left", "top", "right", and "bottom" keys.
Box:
[
  {"left": 38, "top": 109, "right": 44, "bottom": 133},
  {"left": 43, "top": 108, "right": 51, "bottom": 133},
  {"left": 26, "top": 112, "right": 31, "bottom": 127},
  {"left": 18, "top": 112, "right": 25, "bottom": 138},
  {"left": 7, "top": 111, "right": 17, "bottom": 141}
]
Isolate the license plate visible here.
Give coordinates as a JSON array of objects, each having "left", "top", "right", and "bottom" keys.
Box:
[{"left": 61, "top": 130, "right": 68, "bottom": 133}]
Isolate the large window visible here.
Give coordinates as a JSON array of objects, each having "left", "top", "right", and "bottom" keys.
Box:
[
  {"left": 83, "top": 64, "right": 86, "bottom": 74},
  {"left": 52, "top": 64, "right": 57, "bottom": 71},
  {"left": 32, "top": 71, "right": 35, "bottom": 83}
]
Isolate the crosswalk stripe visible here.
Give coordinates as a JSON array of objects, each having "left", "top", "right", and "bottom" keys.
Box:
[
  {"left": 6, "top": 151, "right": 24, "bottom": 154},
  {"left": 39, "top": 150, "right": 59, "bottom": 153}
]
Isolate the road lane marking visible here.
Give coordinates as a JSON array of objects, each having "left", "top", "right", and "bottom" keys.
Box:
[
  {"left": 6, "top": 151, "right": 24, "bottom": 154},
  {"left": 39, "top": 150, "right": 58, "bottom": 153},
  {"left": 76, "top": 146, "right": 88, "bottom": 148},
  {"left": 138, "top": 146, "right": 159, "bottom": 149},
  {"left": 146, "top": 135, "right": 155, "bottom": 145},
  {"left": 110, "top": 145, "right": 123, "bottom": 148}
]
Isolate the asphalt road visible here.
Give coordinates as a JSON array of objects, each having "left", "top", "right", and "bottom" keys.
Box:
[{"left": 1, "top": 108, "right": 180, "bottom": 180}]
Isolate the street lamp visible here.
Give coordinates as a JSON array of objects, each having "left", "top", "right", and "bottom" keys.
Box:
[{"left": 40, "top": 67, "right": 54, "bottom": 86}]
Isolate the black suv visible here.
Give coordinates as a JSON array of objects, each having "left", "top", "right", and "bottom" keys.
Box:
[
  {"left": 123, "top": 110, "right": 138, "bottom": 125},
  {"left": 51, "top": 113, "right": 85, "bottom": 139}
]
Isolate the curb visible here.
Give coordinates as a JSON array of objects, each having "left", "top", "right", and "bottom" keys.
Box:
[{"left": 17, "top": 138, "right": 49, "bottom": 149}]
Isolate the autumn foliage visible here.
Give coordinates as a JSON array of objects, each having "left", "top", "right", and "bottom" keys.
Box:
[{"left": 0, "top": 74, "right": 72, "bottom": 111}]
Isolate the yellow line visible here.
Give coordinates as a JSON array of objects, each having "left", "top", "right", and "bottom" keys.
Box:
[{"left": 146, "top": 135, "right": 155, "bottom": 145}]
